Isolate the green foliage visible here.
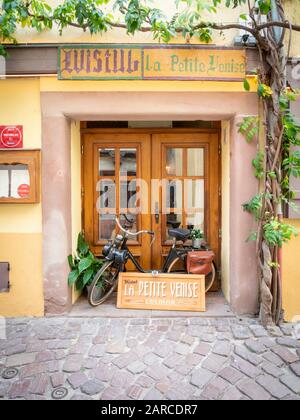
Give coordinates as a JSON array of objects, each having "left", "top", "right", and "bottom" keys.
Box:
[
  {"left": 263, "top": 218, "right": 298, "bottom": 248},
  {"left": 243, "top": 194, "right": 264, "bottom": 221},
  {"left": 237, "top": 116, "right": 259, "bottom": 142},
  {"left": 252, "top": 151, "right": 265, "bottom": 180},
  {"left": 191, "top": 228, "right": 204, "bottom": 239},
  {"left": 68, "top": 232, "right": 103, "bottom": 291}
]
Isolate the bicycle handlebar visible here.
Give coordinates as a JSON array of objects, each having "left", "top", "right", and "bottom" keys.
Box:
[{"left": 115, "top": 216, "right": 156, "bottom": 245}]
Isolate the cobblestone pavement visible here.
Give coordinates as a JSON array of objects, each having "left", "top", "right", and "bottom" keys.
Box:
[{"left": 0, "top": 317, "right": 300, "bottom": 400}]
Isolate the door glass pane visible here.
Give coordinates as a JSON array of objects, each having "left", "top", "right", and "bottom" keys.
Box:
[
  {"left": 166, "top": 148, "right": 183, "bottom": 176},
  {"left": 185, "top": 179, "right": 204, "bottom": 212},
  {"left": 0, "top": 164, "right": 30, "bottom": 199},
  {"left": 120, "top": 148, "right": 137, "bottom": 176},
  {"left": 120, "top": 180, "right": 137, "bottom": 211},
  {"left": 99, "top": 214, "right": 116, "bottom": 240},
  {"left": 99, "top": 149, "right": 115, "bottom": 177},
  {"left": 164, "top": 180, "right": 183, "bottom": 211},
  {"left": 185, "top": 179, "right": 205, "bottom": 231},
  {"left": 166, "top": 213, "right": 183, "bottom": 239},
  {"left": 120, "top": 214, "right": 137, "bottom": 234},
  {"left": 187, "top": 148, "right": 204, "bottom": 176}
]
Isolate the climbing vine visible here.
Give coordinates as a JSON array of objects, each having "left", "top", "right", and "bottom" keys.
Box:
[{"left": 1, "top": 0, "right": 300, "bottom": 325}]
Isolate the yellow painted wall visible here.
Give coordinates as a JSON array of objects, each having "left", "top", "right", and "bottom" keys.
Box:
[
  {"left": 221, "top": 121, "right": 231, "bottom": 302},
  {"left": 284, "top": 0, "right": 300, "bottom": 57},
  {"left": 282, "top": 219, "right": 300, "bottom": 322},
  {"left": 71, "top": 121, "right": 82, "bottom": 304},
  {"left": 0, "top": 78, "right": 44, "bottom": 317},
  {"left": 12, "top": 0, "right": 247, "bottom": 46}
]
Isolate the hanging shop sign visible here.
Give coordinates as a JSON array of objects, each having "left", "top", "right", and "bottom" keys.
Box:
[
  {"left": 117, "top": 272, "right": 206, "bottom": 312},
  {"left": 0, "top": 126, "right": 23, "bottom": 149},
  {"left": 58, "top": 45, "right": 246, "bottom": 81}
]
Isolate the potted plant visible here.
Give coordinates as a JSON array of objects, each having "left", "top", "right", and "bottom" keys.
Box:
[
  {"left": 191, "top": 229, "right": 205, "bottom": 249},
  {"left": 68, "top": 233, "right": 103, "bottom": 294}
]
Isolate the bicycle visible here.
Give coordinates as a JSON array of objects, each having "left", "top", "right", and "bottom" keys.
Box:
[{"left": 88, "top": 215, "right": 217, "bottom": 307}]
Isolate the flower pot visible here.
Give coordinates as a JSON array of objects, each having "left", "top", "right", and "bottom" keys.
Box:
[{"left": 192, "top": 238, "right": 203, "bottom": 249}]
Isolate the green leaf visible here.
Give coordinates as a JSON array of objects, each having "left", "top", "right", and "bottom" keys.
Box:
[
  {"left": 68, "top": 254, "right": 75, "bottom": 270},
  {"left": 68, "top": 269, "right": 79, "bottom": 287},
  {"left": 78, "top": 257, "right": 93, "bottom": 274},
  {"left": 83, "top": 268, "right": 95, "bottom": 287},
  {"left": 243, "top": 78, "right": 250, "bottom": 92},
  {"left": 77, "top": 232, "right": 89, "bottom": 256}
]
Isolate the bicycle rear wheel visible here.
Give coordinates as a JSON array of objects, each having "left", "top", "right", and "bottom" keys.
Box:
[
  {"left": 167, "top": 257, "right": 216, "bottom": 293},
  {"left": 88, "top": 261, "right": 120, "bottom": 307}
]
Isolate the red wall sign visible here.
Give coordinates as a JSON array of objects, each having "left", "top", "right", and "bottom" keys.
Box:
[
  {"left": 17, "top": 184, "right": 30, "bottom": 198},
  {"left": 0, "top": 126, "right": 23, "bottom": 149}
]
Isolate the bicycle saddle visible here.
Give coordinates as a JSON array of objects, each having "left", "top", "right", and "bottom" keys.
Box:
[{"left": 168, "top": 228, "right": 191, "bottom": 241}]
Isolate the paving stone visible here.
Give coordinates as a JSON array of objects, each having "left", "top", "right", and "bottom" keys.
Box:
[
  {"left": 256, "top": 375, "right": 291, "bottom": 399},
  {"left": 47, "top": 340, "right": 72, "bottom": 350},
  {"left": 29, "top": 374, "right": 48, "bottom": 395},
  {"left": 127, "top": 384, "right": 143, "bottom": 400},
  {"left": 175, "top": 364, "right": 193, "bottom": 375},
  {"left": 113, "top": 352, "right": 137, "bottom": 369},
  {"left": 263, "top": 351, "right": 285, "bottom": 367},
  {"left": 222, "top": 387, "right": 244, "bottom": 400},
  {"left": 249, "top": 325, "right": 269, "bottom": 338},
  {"left": 50, "top": 372, "right": 65, "bottom": 388},
  {"left": 111, "top": 371, "right": 134, "bottom": 388},
  {"left": 0, "top": 382, "right": 10, "bottom": 398},
  {"left": 153, "top": 341, "right": 174, "bottom": 358},
  {"left": 271, "top": 347, "right": 299, "bottom": 364},
  {"left": 185, "top": 353, "right": 202, "bottom": 367},
  {"left": 208, "top": 376, "right": 229, "bottom": 394},
  {"left": 276, "top": 337, "right": 300, "bottom": 349},
  {"left": 181, "top": 335, "right": 194, "bottom": 345},
  {"left": 63, "top": 355, "right": 83, "bottom": 373},
  {"left": 237, "top": 379, "right": 271, "bottom": 401},
  {"left": 190, "top": 368, "right": 214, "bottom": 388},
  {"left": 231, "top": 356, "right": 261, "bottom": 379},
  {"left": 19, "top": 363, "right": 48, "bottom": 379},
  {"left": 8, "top": 379, "right": 32, "bottom": 399},
  {"left": 144, "top": 388, "right": 164, "bottom": 400},
  {"left": 167, "top": 330, "right": 183, "bottom": 342},
  {"left": 194, "top": 343, "right": 211, "bottom": 356},
  {"left": 136, "top": 375, "right": 155, "bottom": 388},
  {"left": 212, "top": 341, "right": 232, "bottom": 357},
  {"left": 267, "top": 326, "right": 283, "bottom": 338},
  {"left": 199, "top": 334, "right": 215, "bottom": 343},
  {"left": 80, "top": 380, "right": 104, "bottom": 396},
  {"left": 174, "top": 343, "right": 190, "bottom": 356},
  {"left": 202, "top": 354, "right": 227, "bottom": 373},
  {"left": 145, "top": 364, "right": 170, "bottom": 381},
  {"left": 127, "top": 361, "right": 146, "bottom": 375},
  {"left": 290, "top": 361, "right": 300, "bottom": 377},
  {"left": 71, "top": 394, "right": 94, "bottom": 401},
  {"left": 280, "top": 324, "right": 294, "bottom": 337},
  {"left": 35, "top": 351, "right": 56, "bottom": 363},
  {"left": 88, "top": 344, "right": 105, "bottom": 358},
  {"left": 261, "top": 362, "right": 284, "bottom": 378},
  {"left": 93, "top": 364, "right": 115, "bottom": 382},
  {"left": 218, "top": 366, "right": 244, "bottom": 385},
  {"left": 234, "top": 345, "right": 262, "bottom": 366},
  {"left": 163, "top": 353, "right": 183, "bottom": 369},
  {"left": 67, "top": 372, "right": 89, "bottom": 390},
  {"left": 5, "top": 344, "right": 27, "bottom": 356},
  {"left": 101, "top": 387, "right": 124, "bottom": 400},
  {"left": 143, "top": 352, "right": 161, "bottom": 366},
  {"left": 47, "top": 360, "right": 60, "bottom": 373},
  {"left": 6, "top": 353, "right": 36, "bottom": 367},
  {"left": 280, "top": 374, "right": 300, "bottom": 393},
  {"left": 245, "top": 339, "right": 267, "bottom": 354},
  {"left": 232, "top": 326, "right": 251, "bottom": 340}
]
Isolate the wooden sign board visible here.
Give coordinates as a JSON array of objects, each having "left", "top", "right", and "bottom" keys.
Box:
[
  {"left": 117, "top": 272, "right": 206, "bottom": 312},
  {"left": 58, "top": 45, "right": 246, "bottom": 81}
]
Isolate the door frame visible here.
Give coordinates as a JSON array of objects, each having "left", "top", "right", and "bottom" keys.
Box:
[{"left": 81, "top": 128, "right": 221, "bottom": 281}]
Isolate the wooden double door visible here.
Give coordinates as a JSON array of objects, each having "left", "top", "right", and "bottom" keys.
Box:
[{"left": 83, "top": 130, "right": 220, "bottom": 277}]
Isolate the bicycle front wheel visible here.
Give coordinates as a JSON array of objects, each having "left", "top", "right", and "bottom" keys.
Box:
[
  {"left": 88, "top": 261, "right": 120, "bottom": 307},
  {"left": 167, "top": 258, "right": 216, "bottom": 293}
]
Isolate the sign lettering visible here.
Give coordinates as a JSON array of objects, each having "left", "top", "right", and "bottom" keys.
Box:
[
  {"left": 59, "top": 45, "right": 246, "bottom": 81},
  {"left": 117, "top": 273, "right": 206, "bottom": 312}
]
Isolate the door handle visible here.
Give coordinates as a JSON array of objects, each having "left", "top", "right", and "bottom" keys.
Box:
[{"left": 155, "top": 202, "right": 160, "bottom": 224}]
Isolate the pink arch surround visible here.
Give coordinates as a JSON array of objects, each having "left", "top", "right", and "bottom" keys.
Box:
[{"left": 41, "top": 91, "right": 259, "bottom": 315}]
